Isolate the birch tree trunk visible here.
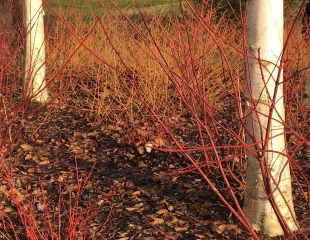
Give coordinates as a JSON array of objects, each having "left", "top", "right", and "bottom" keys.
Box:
[
  {"left": 24, "top": 0, "right": 48, "bottom": 102},
  {"left": 243, "top": 0, "right": 298, "bottom": 236}
]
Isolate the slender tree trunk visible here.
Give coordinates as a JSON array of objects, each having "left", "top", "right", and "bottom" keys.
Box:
[
  {"left": 24, "top": 0, "right": 48, "bottom": 102},
  {"left": 243, "top": 0, "right": 298, "bottom": 236}
]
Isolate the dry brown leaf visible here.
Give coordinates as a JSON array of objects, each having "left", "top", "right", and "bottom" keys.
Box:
[
  {"left": 137, "top": 146, "right": 145, "bottom": 155},
  {"left": 25, "top": 153, "right": 32, "bottom": 160},
  {"left": 138, "top": 161, "right": 147, "bottom": 168},
  {"left": 215, "top": 223, "right": 242, "bottom": 234},
  {"left": 168, "top": 216, "right": 179, "bottom": 225},
  {"left": 3, "top": 207, "right": 13, "bottom": 213},
  {"left": 126, "top": 203, "right": 144, "bottom": 212},
  {"left": 154, "top": 137, "right": 165, "bottom": 146},
  {"left": 126, "top": 207, "right": 138, "bottom": 212},
  {"left": 175, "top": 226, "right": 188, "bottom": 232},
  {"left": 20, "top": 144, "right": 33, "bottom": 151},
  {"left": 150, "top": 217, "right": 164, "bottom": 226},
  {"left": 38, "top": 157, "right": 50, "bottom": 165},
  {"left": 156, "top": 209, "right": 168, "bottom": 215},
  {"left": 132, "top": 191, "right": 141, "bottom": 196}
]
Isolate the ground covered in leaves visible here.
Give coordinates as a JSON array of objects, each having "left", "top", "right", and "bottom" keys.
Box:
[{"left": 0, "top": 105, "right": 308, "bottom": 240}]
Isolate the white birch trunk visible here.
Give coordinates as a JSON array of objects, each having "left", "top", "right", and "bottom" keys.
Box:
[
  {"left": 24, "top": 0, "right": 48, "bottom": 102},
  {"left": 243, "top": 0, "right": 298, "bottom": 236}
]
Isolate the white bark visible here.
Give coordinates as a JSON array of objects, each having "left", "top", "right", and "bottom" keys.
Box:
[
  {"left": 24, "top": 0, "right": 48, "bottom": 102},
  {"left": 243, "top": 0, "right": 298, "bottom": 236}
]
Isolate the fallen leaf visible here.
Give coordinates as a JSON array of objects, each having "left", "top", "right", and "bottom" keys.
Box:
[
  {"left": 172, "top": 177, "right": 178, "bottom": 183},
  {"left": 175, "top": 226, "right": 188, "bottom": 232},
  {"left": 150, "top": 217, "right": 164, "bottom": 226},
  {"left": 37, "top": 202, "right": 44, "bottom": 211},
  {"left": 138, "top": 161, "right": 147, "bottom": 168},
  {"left": 137, "top": 146, "right": 145, "bottom": 155},
  {"left": 118, "top": 238, "right": 129, "bottom": 240},
  {"left": 195, "top": 233, "right": 207, "bottom": 239},
  {"left": 168, "top": 205, "right": 174, "bottom": 211},
  {"left": 20, "top": 144, "right": 33, "bottom": 151},
  {"left": 167, "top": 216, "right": 179, "bottom": 225},
  {"left": 214, "top": 223, "right": 242, "bottom": 234},
  {"left": 58, "top": 175, "right": 65, "bottom": 183},
  {"left": 3, "top": 207, "right": 13, "bottom": 213},
  {"left": 27, "top": 168, "right": 35, "bottom": 173},
  {"left": 38, "top": 157, "right": 50, "bottom": 165},
  {"left": 156, "top": 209, "right": 168, "bottom": 215},
  {"left": 25, "top": 153, "right": 32, "bottom": 160},
  {"left": 144, "top": 143, "right": 153, "bottom": 153},
  {"left": 126, "top": 207, "right": 138, "bottom": 212},
  {"left": 126, "top": 203, "right": 144, "bottom": 212},
  {"left": 132, "top": 191, "right": 141, "bottom": 196},
  {"left": 154, "top": 137, "right": 165, "bottom": 146}
]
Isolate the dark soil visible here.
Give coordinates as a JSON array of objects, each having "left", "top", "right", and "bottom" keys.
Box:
[{"left": 0, "top": 104, "right": 308, "bottom": 240}]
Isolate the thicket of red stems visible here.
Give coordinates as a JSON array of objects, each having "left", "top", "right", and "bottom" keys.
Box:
[
  {"left": 104, "top": 1, "right": 309, "bottom": 239},
  {"left": 0, "top": 0, "right": 309, "bottom": 239}
]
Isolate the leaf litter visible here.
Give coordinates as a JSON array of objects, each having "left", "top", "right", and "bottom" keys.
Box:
[{"left": 0, "top": 104, "right": 307, "bottom": 240}]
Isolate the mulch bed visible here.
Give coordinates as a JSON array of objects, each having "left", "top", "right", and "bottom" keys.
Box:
[{"left": 0, "top": 104, "right": 308, "bottom": 240}]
